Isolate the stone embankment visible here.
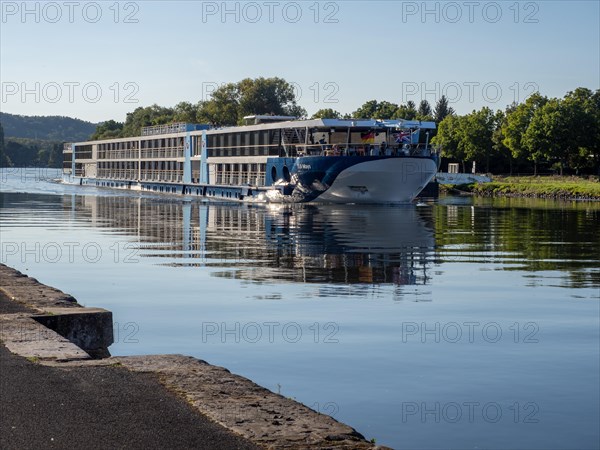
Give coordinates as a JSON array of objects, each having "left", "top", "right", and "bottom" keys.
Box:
[{"left": 0, "top": 264, "right": 383, "bottom": 449}]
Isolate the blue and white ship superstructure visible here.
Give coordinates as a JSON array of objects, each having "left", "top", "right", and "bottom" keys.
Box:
[{"left": 62, "top": 115, "right": 439, "bottom": 203}]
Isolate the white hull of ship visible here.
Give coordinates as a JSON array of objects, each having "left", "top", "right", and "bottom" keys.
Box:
[{"left": 314, "top": 158, "right": 438, "bottom": 204}]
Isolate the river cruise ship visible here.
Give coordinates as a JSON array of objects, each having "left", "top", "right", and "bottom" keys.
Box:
[{"left": 62, "top": 115, "right": 439, "bottom": 203}]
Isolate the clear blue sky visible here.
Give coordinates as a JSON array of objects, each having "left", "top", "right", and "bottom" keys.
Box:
[{"left": 1, "top": 0, "right": 599, "bottom": 123}]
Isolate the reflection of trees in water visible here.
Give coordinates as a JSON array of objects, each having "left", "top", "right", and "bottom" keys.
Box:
[{"left": 434, "top": 199, "right": 600, "bottom": 289}]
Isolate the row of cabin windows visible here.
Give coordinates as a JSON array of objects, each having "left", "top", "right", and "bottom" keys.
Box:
[
  {"left": 94, "top": 131, "right": 286, "bottom": 155},
  {"left": 207, "top": 131, "right": 276, "bottom": 149},
  {"left": 140, "top": 137, "right": 184, "bottom": 149},
  {"left": 97, "top": 138, "right": 185, "bottom": 151},
  {"left": 74, "top": 145, "right": 92, "bottom": 159},
  {"left": 207, "top": 147, "right": 281, "bottom": 157},
  {"left": 92, "top": 130, "right": 302, "bottom": 158},
  {"left": 98, "top": 141, "right": 137, "bottom": 151},
  {"left": 96, "top": 131, "right": 279, "bottom": 153},
  {"left": 98, "top": 161, "right": 183, "bottom": 170},
  {"left": 97, "top": 162, "right": 265, "bottom": 171}
]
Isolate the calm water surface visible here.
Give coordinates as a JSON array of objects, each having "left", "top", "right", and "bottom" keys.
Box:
[{"left": 1, "top": 168, "right": 599, "bottom": 449}]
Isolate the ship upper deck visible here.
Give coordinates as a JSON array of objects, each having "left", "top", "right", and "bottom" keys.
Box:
[{"left": 67, "top": 118, "right": 436, "bottom": 147}]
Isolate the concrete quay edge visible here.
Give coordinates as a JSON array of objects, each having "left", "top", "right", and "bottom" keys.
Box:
[{"left": 0, "top": 264, "right": 386, "bottom": 449}]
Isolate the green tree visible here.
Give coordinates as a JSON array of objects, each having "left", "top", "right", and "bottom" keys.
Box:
[
  {"left": 374, "top": 101, "right": 400, "bottom": 119},
  {"left": 173, "top": 101, "right": 198, "bottom": 123},
  {"left": 433, "top": 108, "right": 499, "bottom": 173},
  {"left": 0, "top": 122, "right": 9, "bottom": 167},
  {"left": 311, "top": 108, "right": 342, "bottom": 119},
  {"left": 4, "top": 140, "right": 40, "bottom": 166},
  {"left": 197, "top": 84, "right": 239, "bottom": 126},
  {"left": 352, "top": 100, "right": 379, "bottom": 118},
  {"left": 461, "top": 107, "right": 496, "bottom": 173},
  {"left": 197, "top": 77, "right": 305, "bottom": 126},
  {"left": 47, "top": 143, "right": 62, "bottom": 168},
  {"left": 119, "top": 104, "right": 176, "bottom": 137},
  {"left": 395, "top": 101, "right": 417, "bottom": 120},
  {"left": 352, "top": 100, "right": 399, "bottom": 119},
  {"left": 417, "top": 100, "right": 432, "bottom": 120},
  {"left": 433, "top": 96, "right": 455, "bottom": 123},
  {"left": 522, "top": 90, "right": 600, "bottom": 175},
  {"left": 491, "top": 109, "right": 517, "bottom": 174},
  {"left": 91, "top": 120, "right": 124, "bottom": 140},
  {"left": 560, "top": 88, "right": 600, "bottom": 173},
  {"left": 523, "top": 98, "right": 566, "bottom": 174},
  {"left": 502, "top": 93, "right": 548, "bottom": 174},
  {"left": 432, "top": 114, "right": 467, "bottom": 171}
]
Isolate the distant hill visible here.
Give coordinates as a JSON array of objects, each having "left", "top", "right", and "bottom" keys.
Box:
[
  {"left": 0, "top": 112, "right": 97, "bottom": 142},
  {"left": 0, "top": 113, "right": 100, "bottom": 168}
]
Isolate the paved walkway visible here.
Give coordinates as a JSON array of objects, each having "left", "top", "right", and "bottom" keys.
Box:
[{"left": 0, "top": 292, "right": 260, "bottom": 450}]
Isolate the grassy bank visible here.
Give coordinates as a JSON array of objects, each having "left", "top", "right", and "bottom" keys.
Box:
[{"left": 455, "top": 176, "right": 600, "bottom": 200}]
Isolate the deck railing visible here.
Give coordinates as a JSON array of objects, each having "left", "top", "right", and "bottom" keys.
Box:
[
  {"left": 291, "top": 143, "right": 435, "bottom": 158},
  {"left": 215, "top": 171, "right": 265, "bottom": 186},
  {"left": 140, "top": 170, "right": 183, "bottom": 183},
  {"left": 98, "top": 169, "right": 138, "bottom": 180},
  {"left": 140, "top": 147, "right": 184, "bottom": 159}
]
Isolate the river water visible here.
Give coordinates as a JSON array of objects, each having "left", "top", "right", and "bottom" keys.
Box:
[{"left": 1, "top": 168, "right": 598, "bottom": 449}]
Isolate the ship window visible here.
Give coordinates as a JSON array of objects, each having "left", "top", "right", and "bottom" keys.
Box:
[{"left": 271, "top": 166, "right": 277, "bottom": 182}]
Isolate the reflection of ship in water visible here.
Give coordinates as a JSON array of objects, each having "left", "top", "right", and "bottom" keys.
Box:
[
  {"left": 68, "top": 195, "right": 435, "bottom": 286},
  {"left": 261, "top": 205, "right": 434, "bottom": 285}
]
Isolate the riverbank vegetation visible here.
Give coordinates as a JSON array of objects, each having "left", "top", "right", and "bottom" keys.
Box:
[
  {"left": 433, "top": 89, "right": 599, "bottom": 177},
  {"left": 453, "top": 176, "right": 600, "bottom": 200}
]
